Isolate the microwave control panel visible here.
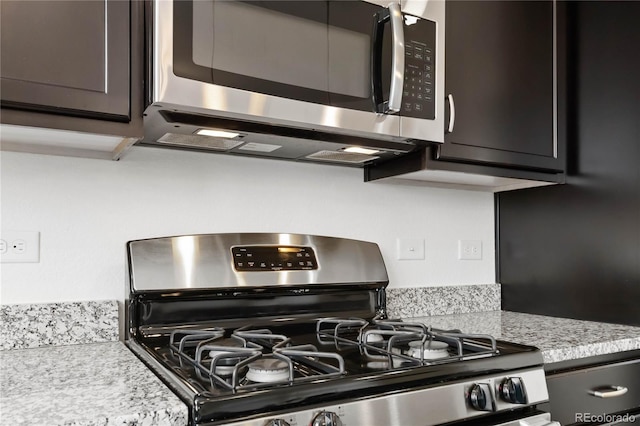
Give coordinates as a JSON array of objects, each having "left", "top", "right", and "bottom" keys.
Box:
[
  {"left": 401, "top": 17, "right": 436, "bottom": 120},
  {"left": 232, "top": 245, "right": 318, "bottom": 272}
]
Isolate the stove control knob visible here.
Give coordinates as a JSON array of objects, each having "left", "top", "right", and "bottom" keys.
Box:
[
  {"left": 311, "top": 411, "right": 343, "bottom": 426},
  {"left": 499, "top": 377, "right": 528, "bottom": 404},
  {"left": 468, "top": 383, "right": 496, "bottom": 412},
  {"left": 264, "top": 420, "right": 290, "bottom": 426}
]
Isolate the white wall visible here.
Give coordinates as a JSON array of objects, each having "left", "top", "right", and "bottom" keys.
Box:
[{"left": 0, "top": 146, "right": 495, "bottom": 305}]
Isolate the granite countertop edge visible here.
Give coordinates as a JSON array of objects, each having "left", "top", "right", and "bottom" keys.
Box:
[
  {"left": 0, "top": 341, "right": 189, "bottom": 426},
  {"left": 406, "top": 310, "right": 640, "bottom": 364}
]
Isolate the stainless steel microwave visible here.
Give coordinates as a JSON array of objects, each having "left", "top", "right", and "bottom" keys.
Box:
[{"left": 140, "top": 0, "right": 445, "bottom": 166}]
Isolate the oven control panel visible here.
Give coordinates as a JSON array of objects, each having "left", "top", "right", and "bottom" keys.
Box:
[
  {"left": 232, "top": 245, "right": 318, "bottom": 272},
  {"left": 222, "top": 368, "right": 550, "bottom": 426}
]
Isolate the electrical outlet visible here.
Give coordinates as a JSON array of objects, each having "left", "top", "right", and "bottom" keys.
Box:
[
  {"left": 0, "top": 231, "right": 40, "bottom": 263},
  {"left": 397, "top": 238, "right": 425, "bottom": 260},
  {"left": 458, "top": 240, "right": 482, "bottom": 260}
]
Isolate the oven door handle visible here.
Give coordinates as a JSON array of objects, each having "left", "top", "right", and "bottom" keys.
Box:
[
  {"left": 589, "top": 385, "right": 628, "bottom": 398},
  {"left": 372, "top": 2, "right": 404, "bottom": 114}
]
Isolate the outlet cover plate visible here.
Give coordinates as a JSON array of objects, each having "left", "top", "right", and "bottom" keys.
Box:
[
  {"left": 397, "top": 238, "right": 425, "bottom": 260},
  {"left": 0, "top": 231, "right": 40, "bottom": 263},
  {"left": 458, "top": 240, "right": 482, "bottom": 260}
]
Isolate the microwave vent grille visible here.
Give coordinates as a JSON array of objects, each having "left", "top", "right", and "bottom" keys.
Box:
[
  {"left": 306, "top": 150, "right": 379, "bottom": 164},
  {"left": 156, "top": 133, "right": 244, "bottom": 151}
]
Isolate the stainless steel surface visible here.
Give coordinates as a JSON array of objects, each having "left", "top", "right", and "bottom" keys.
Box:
[
  {"left": 446, "top": 93, "right": 455, "bottom": 133},
  {"left": 589, "top": 385, "right": 629, "bottom": 398},
  {"left": 147, "top": 0, "right": 445, "bottom": 157},
  {"left": 387, "top": 2, "right": 405, "bottom": 114},
  {"left": 399, "top": 0, "right": 445, "bottom": 143},
  {"left": 128, "top": 233, "right": 388, "bottom": 292},
  {"left": 222, "top": 368, "right": 550, "bottom": 426},
  {"left": 151, "top": 0, "right": 399, "bottom": 139}
]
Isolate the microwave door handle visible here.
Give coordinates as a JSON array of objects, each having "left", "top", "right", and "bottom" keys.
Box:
[
  {"left": 371, "top": 8, "right": 389, "bottom": 113},
  {"left": 387, "top": 2, "right": 404, "bottom": 113},
  {"left": 371, "top": 3, "right": 404, "bottom": 114}
]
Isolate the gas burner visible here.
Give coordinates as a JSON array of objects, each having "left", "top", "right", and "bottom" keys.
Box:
[
  {"left": 246, "top": 358, "right": 290, "bottom": 383},
  {"left": 208, "top": 338, "right": 246, "bottom": 376},
  {"left": 407, "top": 340, "right": 450, "bottom": 360},
  {"left": 208, "top": 356, "right": 239, "bottom": 376},
  {"left": 364, "top": 332, "right": 385, "bottom": 344}
]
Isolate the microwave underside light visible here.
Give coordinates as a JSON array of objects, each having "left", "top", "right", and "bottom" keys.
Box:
[{"left": 195, "top": 128, "right": 242, "bottom": 139}]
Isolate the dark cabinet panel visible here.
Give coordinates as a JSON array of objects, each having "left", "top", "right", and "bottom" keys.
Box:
[
  {"left": 439, "top": 0, "right": 564, "bottom": 172},
  {"left": 0, "top": 0, "right": 143, "bottom": 141},
  {"left": 498, "top": 2, "right": 640, "bottom": 326},
  {"left": 544, "top": 355, "right": 640, "bottom": 424},
  {"left": 1, "top": 0, "right": 129, "bottom": 120}
]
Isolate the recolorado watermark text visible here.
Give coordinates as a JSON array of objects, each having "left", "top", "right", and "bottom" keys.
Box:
[{"left": 576, "top": 413, "right": 637, "bottom": 423}]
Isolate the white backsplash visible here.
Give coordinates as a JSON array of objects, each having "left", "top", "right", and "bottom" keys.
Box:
[{"left": 1, "top": 146, "right": 495, "bottom": 304}]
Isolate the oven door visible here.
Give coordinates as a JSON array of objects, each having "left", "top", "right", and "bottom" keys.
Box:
[{"left": 151, "top": 0, "right": 443, "bottom": 143}]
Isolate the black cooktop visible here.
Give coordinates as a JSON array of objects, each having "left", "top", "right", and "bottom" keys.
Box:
[{"left": 133, "top": 317, "right": 544, "bottom": 425}]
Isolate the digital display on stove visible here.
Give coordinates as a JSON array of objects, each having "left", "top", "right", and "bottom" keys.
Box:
[{"left": 232, "top": 245, "right": 318, "bottom": 271}]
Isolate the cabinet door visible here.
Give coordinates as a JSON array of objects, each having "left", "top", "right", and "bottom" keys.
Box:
[
  {"left": 0, "top": 0, "right": 130, "bottom": 121},
  {"left": 546, "top": 359, "right": 640, "bottom": 424},
  {"left": 440, "top": 0, "right": 563, "bottom": 172}
]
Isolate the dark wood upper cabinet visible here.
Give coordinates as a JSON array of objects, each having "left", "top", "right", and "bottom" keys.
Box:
[
  {"left": 1, "top": 0, "right": 129, "bottom": 120},
  {"left": 439, "top": 0, "right": 565, "bottom": 173},
  {"left": 0, "top": 0, "right": 143, "bottom": 147}
]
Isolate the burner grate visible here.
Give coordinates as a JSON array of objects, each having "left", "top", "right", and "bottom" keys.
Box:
[
  {"left": 316, "top": 317, "right": 500, "bottom": 366},
  {"left": 164, "top": 317, "right": 501, "bottom": 395},
  {"left": 168, "top": 326, "right": 347, "bottom": 393}
]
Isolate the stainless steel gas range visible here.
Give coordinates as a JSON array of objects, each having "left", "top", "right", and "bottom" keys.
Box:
[{"left": 125, "top": 233, "right": 558, "bottom": 426}]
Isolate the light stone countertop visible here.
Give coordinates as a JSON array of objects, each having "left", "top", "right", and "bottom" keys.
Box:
[
  {"left": 409, "top": 310, "right": 640, "bottom": 364},
  {"left": 3, "top": 299, "right": 639, "bottom": 425},
  {"left": 0, "top": 342, "right": 188, "bottom": 426}
]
